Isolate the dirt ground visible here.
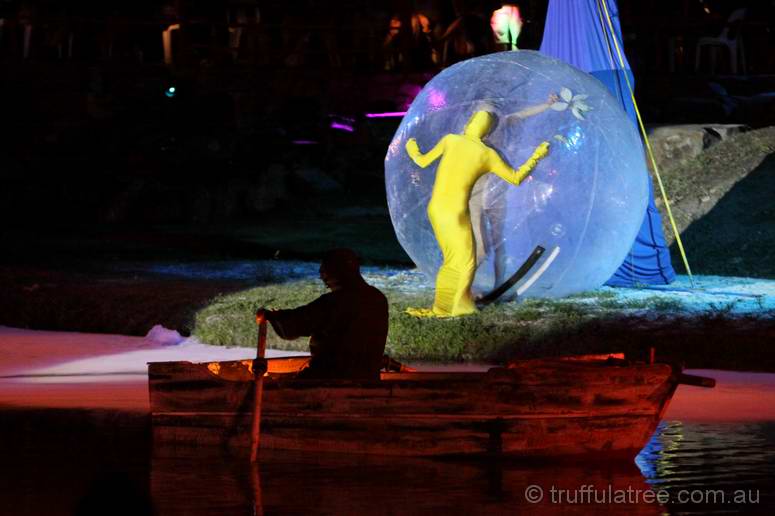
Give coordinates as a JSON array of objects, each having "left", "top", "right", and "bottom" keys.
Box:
[{"left": 659, "top": 127, "right": 775, "bottom": 278}]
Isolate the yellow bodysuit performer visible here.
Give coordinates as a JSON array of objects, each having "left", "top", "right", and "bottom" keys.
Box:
[{"left": 405, "top": 110, "right": 550, "bottom": 317}]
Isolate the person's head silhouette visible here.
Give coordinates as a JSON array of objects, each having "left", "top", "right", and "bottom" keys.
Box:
[{"left": 319, "top": 248, "right": 361, "bottom": 290}]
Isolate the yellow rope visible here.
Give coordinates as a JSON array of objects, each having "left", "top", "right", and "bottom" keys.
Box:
[{"left": 596, "top": 0, "right": 694, "bottom": 286}]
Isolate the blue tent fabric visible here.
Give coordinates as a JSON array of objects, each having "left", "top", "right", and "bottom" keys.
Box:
[{"left": 540, "top": 0, "right": 675, "bottom": 286}]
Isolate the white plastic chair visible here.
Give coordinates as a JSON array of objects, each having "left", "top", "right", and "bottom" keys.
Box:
[{"left": 695, "top": 8, "right": 747, "bottom": 75}]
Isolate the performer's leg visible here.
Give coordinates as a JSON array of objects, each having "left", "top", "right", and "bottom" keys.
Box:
[
  {"left": 432, "top": 224, "right": 476, "bottom": 316},
  {"left": 407, "top": 201, "right": 477, "bottom": 317}
]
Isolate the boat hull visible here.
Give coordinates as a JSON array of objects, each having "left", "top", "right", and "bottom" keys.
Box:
[{"left": 149, "top": 358, "right": 680, "bottom": 458}]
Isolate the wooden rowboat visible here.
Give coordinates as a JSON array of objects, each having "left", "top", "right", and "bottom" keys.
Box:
[{"left": 148, "top": 355, "right": 713, "bottom": 459}]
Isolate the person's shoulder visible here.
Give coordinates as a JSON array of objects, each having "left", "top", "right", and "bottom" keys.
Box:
[
  {"left": 349, "top": 281, "right": 385, "bottom": 297},
  {"left": 307, "top": 290, "right": 337, "bottom": 308},
  {"left": 362, "top": 283, "right": 388, "bottom": 304}
]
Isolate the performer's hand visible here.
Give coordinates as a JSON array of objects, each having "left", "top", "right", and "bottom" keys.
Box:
[
  {"left": 405, "top": 138, "right": 420, "bottom": 157},
  {"left": 536, "top": 141, "right": 550, "bottom": 158},
  {"left": 547, "top": 92, "right": 559, "bottom": 105}
]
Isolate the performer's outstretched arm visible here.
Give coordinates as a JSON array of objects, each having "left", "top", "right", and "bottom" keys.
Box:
[
  {"left": 489, "top": 142, "right": 550, "bottom": 186},
  {"left": 504, "top": 93, "right": 559, "bottom": 121},
  {"left": 406, "top": 136, "right": 447, "bottom": 168}
]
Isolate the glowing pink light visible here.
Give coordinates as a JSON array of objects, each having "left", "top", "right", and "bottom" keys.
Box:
[
  {"left": 330, "top": 121, "right": 354, "bottom": 132},
  {"left": 428, "top": 89, "right": 446, "bottom": 109},
  {"left": 291, "top": 140, "right": 318, "bottom": 145},
  {"left": 365, "top": 112, "right": 407, "bottom": 118}
]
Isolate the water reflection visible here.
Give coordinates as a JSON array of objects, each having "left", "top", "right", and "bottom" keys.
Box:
[
  {"left": 637, "top": 421, "right": 775, "bottom": 514},
  {"left": 152, "top": 450, "right": 661, "bottom": 515},
  {"left": 1, "top": 412, "right": 773, "bottom": 515}
]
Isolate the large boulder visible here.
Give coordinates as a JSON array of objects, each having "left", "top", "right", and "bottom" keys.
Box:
[{"left": 647, "top": 124, "right": 748, "bottom": 171}]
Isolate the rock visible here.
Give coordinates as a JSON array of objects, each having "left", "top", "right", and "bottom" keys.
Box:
[
  {"left": 145, "top": 325, "right": 185, "bottom": 346},
  {"left": 647, "top": 124, "right": 748, "bottom": 172},
  {"left": 648, "top": 125, "right": 707, "bottom": 170}
]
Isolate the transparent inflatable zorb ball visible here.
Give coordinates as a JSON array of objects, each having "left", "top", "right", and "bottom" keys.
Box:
[{"left": 385, "top": 51, "right": 648, "bottom": 299}]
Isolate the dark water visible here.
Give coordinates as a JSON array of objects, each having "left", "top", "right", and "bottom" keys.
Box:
[{"left": 1, "top": 410, "right": 773, "bottom": 515}]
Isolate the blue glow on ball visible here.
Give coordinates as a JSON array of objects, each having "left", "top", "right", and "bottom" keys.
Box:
[
  {"left": 165, "top": 86, "right": 177, "bottom": 98},
  {"left": 385, "top": 51, "right": 649, "bottom": 299}
]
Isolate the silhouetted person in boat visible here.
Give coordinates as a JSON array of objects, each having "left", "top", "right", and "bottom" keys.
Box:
[{"left": 256, "top": 249, "right": 389, "bottom": 380}]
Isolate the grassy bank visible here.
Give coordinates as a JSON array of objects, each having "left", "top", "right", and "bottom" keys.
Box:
[
  {"left": 193, "top": 279, "right": 691, "bottom": 361},
  {"left": 656, "top": 127, "right": 775, "bottom": 278},
  {"left": 193, "top": 278, "right": 775, "bottom": 370}
]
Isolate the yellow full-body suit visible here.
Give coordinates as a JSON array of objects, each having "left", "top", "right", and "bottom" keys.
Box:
[{"left": 405, "top": 111, "right": 550, "bottom": 317}]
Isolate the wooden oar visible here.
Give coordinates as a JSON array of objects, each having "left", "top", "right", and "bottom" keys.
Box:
[{"left": 250, "top": 314, "right": 268, "bottom": 463}]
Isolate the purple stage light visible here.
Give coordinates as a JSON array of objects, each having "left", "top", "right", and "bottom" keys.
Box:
[
  {"left": 365, "top": 112, "right": 407, "bottom": 118},
  {"left": 330, "top": 121, "right": 354, "bottom": 132}
]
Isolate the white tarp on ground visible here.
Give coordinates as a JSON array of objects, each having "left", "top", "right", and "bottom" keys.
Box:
[
  {"left": 0, "top": 326, "right": 307, "bottom": 411},
  {"left": 0, "top": 325, "right": 305, "bottom": 384}
]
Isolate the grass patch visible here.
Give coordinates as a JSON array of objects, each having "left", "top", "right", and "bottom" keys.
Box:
[
  {"left": 192, "top": 280, "right": 691, "bottom": 362},
  {"left": 193, "top": 280, "right": 327, "bottom": 350}
]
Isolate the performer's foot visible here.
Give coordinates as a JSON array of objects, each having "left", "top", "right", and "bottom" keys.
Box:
[
  {"left": 405, "top": 306, "right": 477, "bottom": 318},
  {"left": 405, "top": 307, "right": 438, "bottom": 318}
]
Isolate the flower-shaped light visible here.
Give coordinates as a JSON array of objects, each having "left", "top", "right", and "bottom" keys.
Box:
[{"left": 551, "top": 87, "right": 592, "bottom": 120}]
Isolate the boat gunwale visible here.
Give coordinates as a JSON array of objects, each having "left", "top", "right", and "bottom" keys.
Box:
[
  {"left": 150, "top": 410, "right": 665, "bottom": 420},
  {"left": 149, "top": 358, "right": 678, "bottom": 387}
]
